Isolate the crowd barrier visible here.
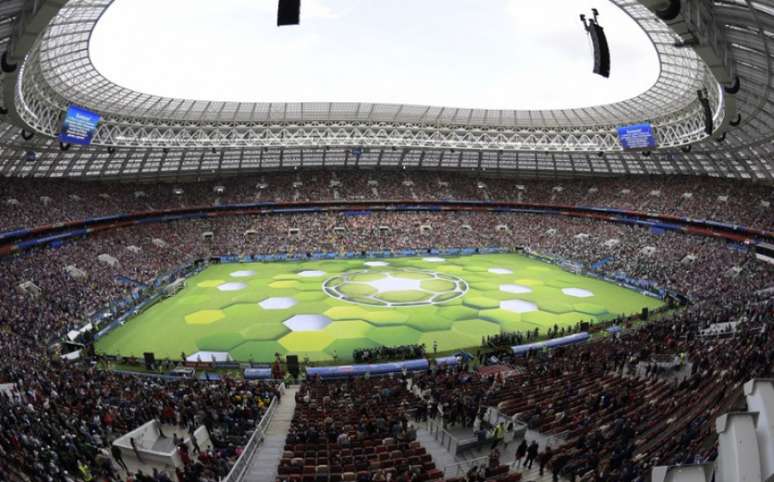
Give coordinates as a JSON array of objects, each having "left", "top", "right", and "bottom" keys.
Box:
[
  {"left": 307, "top": 358, "right": 430, "bottom": 379},
  {"left": 511, "top": 332, "right": 591, "bottom": 355}
]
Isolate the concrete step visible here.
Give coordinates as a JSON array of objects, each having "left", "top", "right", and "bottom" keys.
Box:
[{"left": 241, "top": 386, "right": 299, "bottom": 482}]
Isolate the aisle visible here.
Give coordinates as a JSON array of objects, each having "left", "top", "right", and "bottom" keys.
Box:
[{"left": 242, "top": 386, "right": 299, "bottom": 482}]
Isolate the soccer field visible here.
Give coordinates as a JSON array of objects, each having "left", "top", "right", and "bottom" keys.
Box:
[{"left": 95, "top": 253, "right": 663, "bottom": 363}]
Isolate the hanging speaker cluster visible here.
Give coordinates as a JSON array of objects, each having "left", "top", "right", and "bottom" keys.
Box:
[
  {"left": 580, "top": 9, "right": 610, "bottom": 78},
  {"left": 277, "top": 0, "right": 300, "bottom": 26},
  {"left": 697, "top": 89, "right": 713, "bottom": 136}
]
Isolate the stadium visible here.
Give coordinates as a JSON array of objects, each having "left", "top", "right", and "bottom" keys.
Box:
[{"left": 0, "top": 1, "right": 772, "bottom": 482}]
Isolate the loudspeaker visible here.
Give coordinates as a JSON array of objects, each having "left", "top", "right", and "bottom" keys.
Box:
[
  {"left": 641, "top": 308, "right": 649, "bottom": 320},
  {"left": 287, "top": 355, "right": 300, "bottom": 377},
  {"left": 580, "top": 322, "right": 590, "bottom": 332},
  {"left": 588, "top": 23, "right": 610, "bottom": 78},
  {"left": 698, "top": 90, "right": 713, "bottom": 135},
  {"left": 144, "top": 352, "right": 156, "bottom": 369},
  {"left": 277, "top": 0, "right": 300, "bottom": 26}
]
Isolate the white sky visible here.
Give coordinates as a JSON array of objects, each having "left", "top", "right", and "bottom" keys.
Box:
[{"left": 89, "top": 0, "right": 660, "bottom": 110}]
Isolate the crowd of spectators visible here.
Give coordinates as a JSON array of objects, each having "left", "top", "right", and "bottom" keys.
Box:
[
  {"left": 353, "top": 344, "right": 427, "bottom": 363},
  {"left": 1, "top": 171, "right": 771, "bottom": 233},
  {"left": 0, "top": 170, "right": 772, "bottom": 480}
]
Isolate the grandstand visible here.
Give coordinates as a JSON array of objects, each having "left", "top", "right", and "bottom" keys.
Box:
[{"left": 0, "top": 2, "right": 772, "bottom": 482}]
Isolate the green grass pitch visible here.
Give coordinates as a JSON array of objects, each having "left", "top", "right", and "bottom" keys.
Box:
[{"left": 95, "top": 253, "right": 663, "bottom": 363}]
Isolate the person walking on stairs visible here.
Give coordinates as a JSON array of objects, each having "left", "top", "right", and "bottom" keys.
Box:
[
  {"left": 491, "top": 422, "right": 505, "bottom": 449},
  {"left": 539, "top": 446, "right": 553, "bottom": 476},
  {"left": 526, "top": 440, "right": 539, "bottom": 469},
  {"left": 513, "top": 439, "right": 527, "bottom": 468}
]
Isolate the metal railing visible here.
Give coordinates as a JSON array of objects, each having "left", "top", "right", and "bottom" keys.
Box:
[
  {"left": 444, "top": 455, "right": 490, "bottom": 477},
  {"left": 221, "top": 395, "right": 280, "bottom": 482},
  {"left": 426, "top": 417, "right": 475, "bottom": 456}
]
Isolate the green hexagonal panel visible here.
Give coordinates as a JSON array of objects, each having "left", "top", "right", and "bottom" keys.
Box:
[
  {"left": 361, "top": 310, "right": 410, "bottom": 326},
  {"left": 272, "top": 273, "right": 300, "bottom": 280},
  {"left": 536, "top": 300, "right": 574, "bottom": 314},
  {"left": 185, "top": 309, "right": 225, "bottom": 325},
  {"left": 452, "top": 319, "right": 501, "bottom": 339},
  {"left": 404, "top": 316, "right": 454, "bottom": 332},
  {"left": 196, "top": 332, "right": 245, "bottom": 351},
  {"left": 478, "top": 308, "right": 522, "bottom": 326},
  {"left": 514, "top": 278, "right": 545, "bottom": 287},
  {"left": 349, "top": 272, "right": 386, "bottom": 282},
  {"left": 223, "top": 303, "right": 288, "bottom": 325},
  {"left": 463, "top": 296, "right": 500, "bottom": 310},
  {"left": 366, "top": 326, "right": 422, "bottom": 346},
  {"left": 278, "top": 331, "right": 335, "bottom": 352},
  {"left": 324, "top": 338, "right": 381, "bottom": 358},
  {"left": 324, "top": 306, "right": 372, "bottom": 320},
  {"left": 433, "top": 264, "right": 465, "bottom": 273},
  {"left": 323, "top": 320, "right": 373, "bottom": 338},
  {"left": 420, "top": 279, "right": 457, "bottom": 292},
  {"left": 573, "top": 303, "right": 609, "bottom": 316},
  {"left": 338, "top": 283, "right": 378, "bottom": 297},
  {"left": 230, "top": 340, "right": 287, "bottom": 362},
  {"left": 196, "top": 279, "right": 225, "bottom": 288},
  {"left": 522, "top": 311, "right": 559, "bottom": 326},
  {"left": 295, "top": 291, "right": 327, "bottom": 302},
  {"left": 438, "top": 306, "right": 480, "bottom": 321},
  {"left": 470, "top": 282, "right": 501, "bottom": 291},
  {"left": 546, "top": 280, "right": 573, "bottom": 289},
  {"left": 269, "top": 280, "right": 300, "bottom": 289},
  {"left": 241, "top": 323, "right": 291, "bottom": 341}
]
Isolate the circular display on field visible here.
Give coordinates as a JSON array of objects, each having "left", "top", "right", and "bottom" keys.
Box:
[
  {"left": 230, "top": 270, "right": 256, "bottom": 278},
  {"left": 323, "top": 269, "right": 468, "bottom": 307}
]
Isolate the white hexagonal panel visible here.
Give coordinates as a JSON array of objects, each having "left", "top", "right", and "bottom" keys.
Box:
[
  {"left": 500, "top": 300, "right": 538, "bottom": 313},
  {"left": 230, "top": 270, "right": 256, "bottom": 278},
  {"left": 562, "top": 288, "right": 594, "bottom": 298},
  {"left": 368, "top": 277, "right": 422, "bottom": 292},
  {"left": 422, "top": 257, "right": 446, "bottom": 263},
  {"left": 259, "top": 297, "right": 298, "bottom": 310},
  {"left": 488, "top": 268, "right": 513, "bottom": 275},
  {"left": 500, "top": 284, "right": 532, "bottom": 294},
  {"left": 298, "top": 270, "right": 326, "bottom": 277},
  {"left": 364, "top": 261, "right": 389, "bottom": 267},
  {"left": 217, "top": 282, "right": 247, "bottom": 292},
  {"left": 283, "top": 314, "right": 332, "bottom": 332}
]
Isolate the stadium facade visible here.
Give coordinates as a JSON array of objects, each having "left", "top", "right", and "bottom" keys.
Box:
[{"left": 0, "top": 0, "right": 770, "bottom": 179}]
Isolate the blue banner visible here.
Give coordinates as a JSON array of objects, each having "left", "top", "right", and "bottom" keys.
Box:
[
  {"left": 511, "top": 332, "right": 590, "bottom": 355},
  {"left": 307, "top": 359, "right": 429, "bottom": 379}
]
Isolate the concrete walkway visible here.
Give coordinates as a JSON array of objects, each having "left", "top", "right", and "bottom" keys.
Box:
[
  {"left": 416, "top": 426, "right": 459, "bottom": 478},
  {"left": 242, "top": 386, "right": 299, "bottom": 482}
]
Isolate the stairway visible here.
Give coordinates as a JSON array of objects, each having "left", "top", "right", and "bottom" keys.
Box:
[{"left": 242, "top": 386, "right": 299, "bottom": 482}]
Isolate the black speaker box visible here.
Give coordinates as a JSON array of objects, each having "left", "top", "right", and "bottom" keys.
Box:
[
  {"left": 143, "top": 352, "right": 155, "bottom": 369},
  {"left": 287, "top": 355, "right": 300, "bottom": 377},
  {"left": 277, "top": 0, "right": 300, "bottom": 26}
]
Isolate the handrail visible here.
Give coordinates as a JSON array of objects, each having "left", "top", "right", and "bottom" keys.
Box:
[
  {"left": 221, "top": 395, "right": 279, "bottom": 482},
  {"left": 444, "top": 455, "right": 490, "bottom": 477},
  {"left": 426, "top": 417, "right": 479, "bottom": 457}
]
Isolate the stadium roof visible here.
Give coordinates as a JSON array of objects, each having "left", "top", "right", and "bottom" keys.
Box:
[
  {"left": 0, "top": 0, "right": 771, "bottom": 180},
  {"left": 89, "top": 0, "right": 660, "bottom": 111}
]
